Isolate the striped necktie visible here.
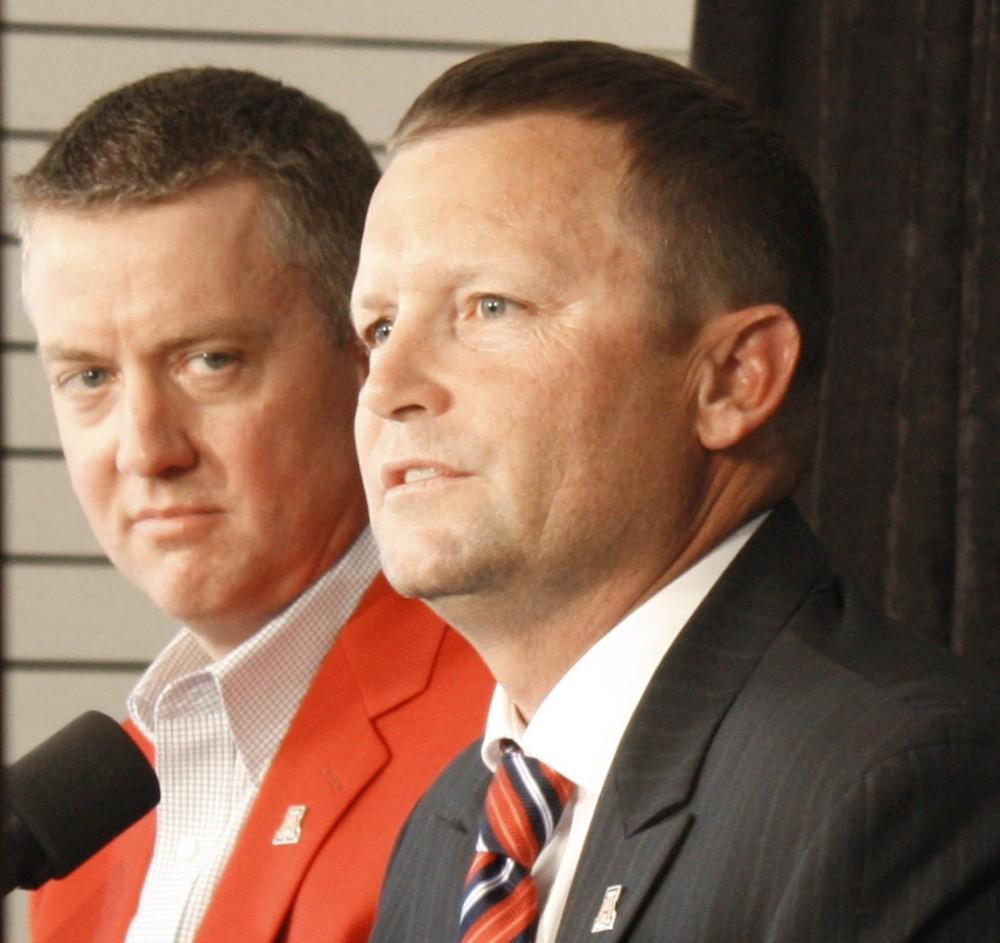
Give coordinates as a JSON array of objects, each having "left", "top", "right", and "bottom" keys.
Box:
[{"left": 459, "top": 740, "right": 575, "bottom": 943}]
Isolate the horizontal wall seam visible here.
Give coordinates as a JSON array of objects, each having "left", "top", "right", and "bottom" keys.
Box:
[
  {"left": 3, "top": 447, "right": 64, "bottom": 460},
  {"left": 3, "top": 553, "right": 111, "bottom": 566},
  {"left": 3, "top": 658, "right": 149, "bottom": 673},
  {"left": 2, "top": 128, "right": 54, "bottom": 141},
  {"left": 3, "top": 128, "right": 386, "bottom": 153},
  {"left": 1, "top": 20, "right": 502, "bottom": 54}
]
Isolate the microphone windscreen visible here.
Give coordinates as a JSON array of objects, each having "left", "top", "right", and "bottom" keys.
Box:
[{"left": 4, "top": 711, "right": 160, "bottom": 886}]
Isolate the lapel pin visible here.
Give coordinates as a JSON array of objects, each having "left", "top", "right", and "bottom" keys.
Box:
[
  {"left": 592, "top": 884, "right": 623, "bottom": 933},
  {"left": 272, "top": 804, "right": 308, "bottom": 845}
]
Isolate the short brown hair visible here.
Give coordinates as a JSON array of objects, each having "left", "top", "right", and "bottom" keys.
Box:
[
  {"left": 16, "top": 67, "right": 380, "bottom": 345},
  {"left": 393, "top": 41, "right": 830, "bottom": 451}
]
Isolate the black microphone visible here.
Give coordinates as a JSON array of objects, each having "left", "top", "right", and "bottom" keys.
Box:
[{"left": 1, "top": 710, "right": 160, "bottom": 894}]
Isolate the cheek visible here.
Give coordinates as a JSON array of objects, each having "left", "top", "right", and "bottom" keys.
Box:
[
  {"left": 60, "top": 424, "right": 112, "bottom": 491},
  {"left": 214, "top": 426, "right": 279, "bottom": 498},
  {"left": 63, "top": 450, "right": 117, "bottom": 538},
  {"left": 231, "top": 396, "right": 356, "bottom": 503},
  {"left": 353, "top": 410, "right": 377, "bottom": 463}
]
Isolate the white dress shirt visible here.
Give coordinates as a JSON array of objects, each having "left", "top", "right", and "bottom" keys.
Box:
[
  {"left": 479, "top": 514, "right": 766, "bottom": 942},
  {"left": 124, "top": 528, "right": 379, "bottom": 943}
]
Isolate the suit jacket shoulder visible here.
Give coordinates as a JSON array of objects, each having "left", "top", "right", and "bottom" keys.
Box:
[
  {"left": 558, "top": 502, "right": 1000, "bottom": 941},
  {"left": 30, "top": 575, "right": 493, "bottom": 943}
]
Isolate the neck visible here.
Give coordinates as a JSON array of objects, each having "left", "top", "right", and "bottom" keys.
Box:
[
  {"left": 434, "top": 527, "right": 718, "bottom": 719},
  {"left": 436, "top": 476, "right": 784, "bottom": 720}
]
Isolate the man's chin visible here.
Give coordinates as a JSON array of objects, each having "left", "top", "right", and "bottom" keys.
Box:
[
  {"left": 380, "top": 566, "right": 454, "bottom": 603},
  {"left": 375, "top": 528, "right": 517, "bottom": 607},
  {"left": 380, "top": 554, "right": 484, "bottom": 605},
  {"left": 124, "top": 569, "right": 221, "bottom": 629}
]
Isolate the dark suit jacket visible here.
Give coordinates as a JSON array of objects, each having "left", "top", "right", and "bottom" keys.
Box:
[
  {"left": 31, "top": 576, "right": 493, "bottom": 943},
  {"left": 370, "top": 503, "right": 1000, "bottom": 941}
]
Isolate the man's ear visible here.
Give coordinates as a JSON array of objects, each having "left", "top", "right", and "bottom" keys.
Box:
[{"left": 693, "top": 304, "right": 800, "bottom": 451}]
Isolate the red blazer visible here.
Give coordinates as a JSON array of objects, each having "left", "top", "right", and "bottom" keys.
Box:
[{"left": 30, "top": 575, "right": 493, "bottom": 942}]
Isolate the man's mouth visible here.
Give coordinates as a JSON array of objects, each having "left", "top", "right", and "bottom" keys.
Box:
[
  {"left": 381, "top": 461, "right": 466, "bottom": 492},
  {"left": 403, "top": 467, "right": 442, "bottom": 484}
]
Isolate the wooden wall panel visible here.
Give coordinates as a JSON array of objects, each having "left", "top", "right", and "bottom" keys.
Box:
[
  {"left": 4, "top": 349, "right": 58, "bottom": 450},
  {"left": 5, "top": 563, "right": 174, "bottom": 661},
  {"left": 2, "top": 139, "right": 46, "bottom": 235},
  {"left": 6, "top": 668, "right": 145, "bottom": 758},
  {"left": 4, "top": 0, "right": 693, "bottom": 51},
  {"left": 4, "top": 457, "right": 100, "bottom": 555},
  {"left": 2, "top": 243, "right": 32, "bottom": 342},
  {"left": 4, "top": 32, "right": 475, "bottom": 142}
]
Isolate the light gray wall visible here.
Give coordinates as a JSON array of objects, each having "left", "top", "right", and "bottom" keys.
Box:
[{"left": 1, "top": 2, "right": 695, "bottom": 938}]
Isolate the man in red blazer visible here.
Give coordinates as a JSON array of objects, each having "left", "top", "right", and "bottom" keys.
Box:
[{"left": 16, "top": 68, "right": 491, "bottom": 942}]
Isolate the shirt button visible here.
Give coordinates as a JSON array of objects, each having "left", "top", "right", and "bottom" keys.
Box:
[{"left": 177, "top": 835, "right": 200, "bottom": 861}]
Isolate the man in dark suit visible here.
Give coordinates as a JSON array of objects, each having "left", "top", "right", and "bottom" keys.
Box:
[{"left": 351, "top": 40, "right": 1000, "bottom": 941}]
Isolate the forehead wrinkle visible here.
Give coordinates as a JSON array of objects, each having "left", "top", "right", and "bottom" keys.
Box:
[{"left": 367, "top": 192, "right": 601, "bottom": 297}]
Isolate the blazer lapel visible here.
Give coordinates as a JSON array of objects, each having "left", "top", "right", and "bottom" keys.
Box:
[
  {"left": 195, "top": 576, "right": 449, "bottom": 942},
  {"left": 555, "top": 502, "right": 830, "bottom": 941}
]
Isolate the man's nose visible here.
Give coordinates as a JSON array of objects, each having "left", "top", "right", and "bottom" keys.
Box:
[
  {"left": 359, "top": 320, "right": 452, "bottom": 421},
  {"left": 114, "top": 379, "right": 197, "bottom": 477}
]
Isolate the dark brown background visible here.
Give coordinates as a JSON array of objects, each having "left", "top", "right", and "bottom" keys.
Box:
[{"left": 694, "top": 0, "right": 1000, "bottom": 673}]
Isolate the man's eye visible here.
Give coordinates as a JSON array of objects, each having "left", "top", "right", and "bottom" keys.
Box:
[
  {"left": 477, "top": 296, "right": 509, "bottom": 318},
  {"left": 370, "top": 320, "right": 394, "bottom": 347},
  {"left": 59, "top": 367, "right": 110, "bottom": 391},
  {"left": 188, "top": 351, "right": 237, "bottom": 374},
  {"left": 78, "top": 367, "right": 109, "bottom": 388}
]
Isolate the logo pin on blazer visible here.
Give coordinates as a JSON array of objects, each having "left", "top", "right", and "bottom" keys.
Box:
[
  {"left": 272, "top": 805, "right": 308, "bottom": 845},
  {"left": 592, "top": 884, "right": 623, "bottom": 933}
]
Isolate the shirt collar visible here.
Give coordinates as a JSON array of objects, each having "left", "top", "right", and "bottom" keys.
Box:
[
  {"left": 481, "top": 512, "right": 768, "bottom": 791},
  {"left": 129, "top": 527, "right": 380, "bottom": 782}
]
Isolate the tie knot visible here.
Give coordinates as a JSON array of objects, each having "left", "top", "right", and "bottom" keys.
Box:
[{"left": 479, "top": 741, "right": 575, "bottom": 870}]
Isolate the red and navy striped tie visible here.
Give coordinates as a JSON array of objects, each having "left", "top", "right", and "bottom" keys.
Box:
[{"left": 459, "top": 740, "right": 575, "bottom": 943}]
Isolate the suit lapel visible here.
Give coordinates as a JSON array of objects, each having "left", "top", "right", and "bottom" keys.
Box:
[
  {"left": 419, "top": 753, "right": 490, "bottom": 935},
  {"left": 195, "top": 576, "right": 449, "bottom": 942},
  {"left": 555, "top": 807, "right": 695, "bottom": 940},
  {"left": 556, "top": 502, "right": 830, "bottom": 941},
  {"left": 370, "top": 743, "right": 489, "bottom": 941}
]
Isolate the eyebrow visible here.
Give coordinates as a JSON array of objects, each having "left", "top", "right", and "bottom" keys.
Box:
[
  {"left": 39, "top": 317, "right": 272, "bottom": 364},
  {"left": 350, "top": 293, "right": 393, "bottom": 319},
  {"left": 38, "top": 344, "right": 97, "bottom": 365}
]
